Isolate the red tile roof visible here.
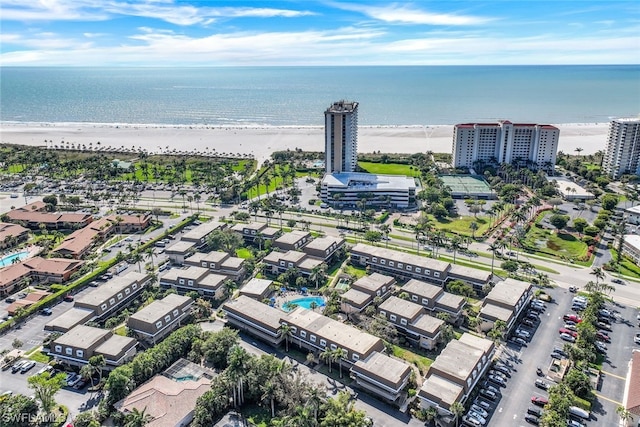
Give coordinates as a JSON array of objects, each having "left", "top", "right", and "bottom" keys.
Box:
[{"left": 627, "top": 350, "right": 640, "bottom": 415}]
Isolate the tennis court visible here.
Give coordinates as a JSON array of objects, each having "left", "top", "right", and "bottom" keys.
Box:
[{"left": 440, "top": 175, "right": 495, "bottom": 199}]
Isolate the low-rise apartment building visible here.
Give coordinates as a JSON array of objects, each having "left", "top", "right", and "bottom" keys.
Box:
[
  {"left": 302, "top": 236, "right": 346, "bottom": 261},
  {"left": 239, "top": 278, "right": 274, "bottom": 300},
  {"left": 0, "top": 222, "right": 29, "bottom": 249},
  {"left": 48, "top": 325, "right": 137, "bottom": 368},
  {"left": 418, "top": 333, "right": 495, "bottom": 415},
  {"left": 350, "top": 243, "right": 492, "bottom": 290},
  {"left": 624, "top": 205, "right": 640, "bottom": 225},
  {"left": 262, "top": 250, "right": 323, "bottom": 277},
  {"left": 181, "top": 221, "right": 226, "bottom": 248},
  {"left": 282, "top": 306, "right": 385, "bottom": 364},
  {"left": 165, "top": 241, "right": 196, "bottom": 265},
  {"left": 159, "top": 266, "right": 227, "bottom": 299},
  {"left": 54, "top": 217, "right": 114, "bottom": 259},
  {"left": 74, "top": 272, "right": 152, "bottom": 320},
  {"left": 341, "top": 273, "right": 395, "bottom": 314},
  {"left": 223, "top": 295, "right": 284, "bottom": 346},
  {"left": 127, "top": 294, "right": 193, "bottom": 344},
  {"left": 350, "top": 351, "right": 412, "bottom": 405},
  {"left": 378, "top": 296, "right": 444, "bottom": 350},
  {"left": 185, "top": 251, "right": 246, "bottom": 281},
  {"left": 621, "top": 234, "right": 640, "bottom": 265},
  {"left": 231, "top": 222, "right": 281, "bottom": 243},
  {"left": 272, "top": 230, "right": 312, "bottom": 251},
  {"left": 0, "top": 256, "right": 83, "bottom": 297},
  {"left": 401, "top": 279, "right": 466, "bottom": 323},
  {"left": 5, "top": 201, "right": 93, "bottom": 230},
  {"left": 479, "top": 278, "right": 533, "bottom": 333}
]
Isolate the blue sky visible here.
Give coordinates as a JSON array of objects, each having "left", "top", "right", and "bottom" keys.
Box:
[{"left": 1, "top": 1, "right": 639, "bottom": 66}]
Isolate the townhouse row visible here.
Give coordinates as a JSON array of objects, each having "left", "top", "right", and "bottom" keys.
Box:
[{"left": 0, "top": 256, "right": 83, "bottom": 298}]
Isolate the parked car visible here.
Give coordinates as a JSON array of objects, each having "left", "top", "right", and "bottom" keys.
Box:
[
  {"left": 5, "top": 297, "right": 16, "bottom": 303},
  {"left": 41, "top": 308, "right": 53, "bottom": 316},
  {"left": 467, "top": 411, "right": 486, "bottom": 425},
  {"left": 559, "top": 328, "right": 577, "bottom": 338},
  {"left": 527, "top": 407, "right": 542, "bottom": 416},
  {"left": 597, "top": 321, "right": 612, "bottom": 331},
  {"left": 531, "top": 396, "right": 548, "bottom": 406},
  {"left": 522, "top": 318, "right": 536, "bottom": 327},
  {"left": 11, "top": 361, "right": 26, "bottom": 373},
  {"left": 470, "top": 404, "right": 489, "bottom": 418},
  {"left": 492, "top": 365, "right": 511, "bottom": 377},
  {"left": 550, "top": 351, "right": 565, "bottom": 360},
  {"left": 612, "top": 278, "right": 624, "bottom": 284},
  {"left": 525, "top": 414, "right": 540, "bottom": 425},
  {"left": 20, "top": 361, "right": 36, "bottom": 373},
  {"left": 89, "top": 281, "right": 100, "bottom": 287},
  {"left": 563, "top": 324, "right": 578, "bottom": 332},
  {"left": 563, "top": 314, "right": 582, "bottom": 323},
  {"left": 560, "top": 333, "right": 576, "bottom": 343},
  {"left": 515, "top": 329, "right": 531, "bottom": 339},
  {"left": 567, "top": 419, "right": 586, "bottom": 427},
  {"left": 634, "top": 333, "right": 640, "bottom": 345},
  {"left": 597, "top": 331, "right": 611, "bottom": 342},
  {"left": 462, "top": 415, "right": 482, "bottom": 427},
  {"left": 474, "top": 399, "right": 492, "bottom": 412},
  {"left": 35, "top": 365, "right": 54, "bottom": 376},
  {"left": 568, "top": 286, "right": 577, "bottom": 293},
  {"left": 73, "top": 379, "right": 88, "bottom": 390},
  {"left": 535, "top": 379, "right": 550, "bottom": 390},
  {"left": 510, "top": 337, "right": 527, "bottom": 346},
  {"left": 63, "top": 295, "right": 74, "bottom": 302},
  {"left": 595, "top": 342, "right": 607, "bottom": 354},
  {"left": 480, "top": 389, "right": 497, "bottom": 401},
  {"left": 488, "top": 374, "right": 506, "bottom": 387}
]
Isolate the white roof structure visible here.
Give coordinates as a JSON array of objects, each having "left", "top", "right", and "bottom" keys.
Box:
[
  {"left": 625, "top": 234, "right": 640, "bottom": 250},
  {"left": 547, "top": 176, "right": 595, "bottom": 200},
  {"left": 322, "top": 172, "right": 416, "bottom": 192},
  {"left": 625, "top": 205, "right": 640, "bottom": 215}
]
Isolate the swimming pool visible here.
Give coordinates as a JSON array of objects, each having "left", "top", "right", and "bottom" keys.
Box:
[
  {"left": 282, "top": 296, "right": 325, "bottom": 312},
  {"left": 0, "top": 251, "right": 29, "bottom": 267}
]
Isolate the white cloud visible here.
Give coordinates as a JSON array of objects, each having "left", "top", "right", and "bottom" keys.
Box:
[
  {"left": 333, "top": 2, "right": 492, "bottom": 26},
  {"left": 0, "top": 0, "right": 315, "bottom": 25}
]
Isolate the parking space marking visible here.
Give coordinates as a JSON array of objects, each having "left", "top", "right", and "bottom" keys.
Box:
[
  {"left": 595, "top": 393, "right": 622, "bottom": 406},
  {"left": 601, "top": 370, "right": 626, "bottom": 381}
]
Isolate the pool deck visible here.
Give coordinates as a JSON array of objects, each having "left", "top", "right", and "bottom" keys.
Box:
[
  {"left": 275, "top": 290, "right": 325, "bottom": 313},
  {"left": 0, "top": 245, "right": 41, "bottom": 267}
]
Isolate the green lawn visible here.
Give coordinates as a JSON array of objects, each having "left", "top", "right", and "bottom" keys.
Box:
[
  {"left": 522, "top": 215, "right": 588, "bottom": 261},
  {"left": 428, "top": 214, "right": 491, "bottom": 237},
  {"left": 391, "top": 344, "right": 433, "bottom": 376},
  {"left": 27, "top": 349, "right": 52, "bottom": 364},
  {"left": 610, "top": 249, "right": 640, "bottom": 279},
  {"left": 235, "top": 248, "right": 254, "bottom": 259},
  {"left": 358, "top": 161, "right": 419, "bottom": 176},
  {"left": 342, "top": 264, "right": 367, "bottom": 279}
]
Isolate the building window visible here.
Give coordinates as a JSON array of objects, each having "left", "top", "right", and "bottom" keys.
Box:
[
  {"left": 290, "top": 326, "right": 297, "bottom": 333},
  {"left": 330, "top": 344, "right": 337, "bottom": 351},
  {"left": 434, "top": 272, "right": 440, "bottom": 278},
  {"left": 310, "top": 335, "right": 317, "bottom": 343},
  {"left": 65, "top": 347, "right": 72, "bottom": 355},
  {"left": 300, "top": 331, "right": 307, "bottom": 338},
  {"left": 279, "top": 261, "right": 285, "bottom": 266},
  {"left": 173, "top": 309, "right": 179, "bottom": 317},
  {"left": 164, "top": 315, "right": 171, "bottom": 323},
  {"left": 54, "top": 345, "right": 62, "bottom": 353},
  {"left": 411, "top": 295, "right": 418, "bottom": 302},
  {"left": 397, "top": 263, "right": 403, "bottom": 269},
  {"left": 389, "top": 261, "right": 394, "bottom": 267},
  {"left": 400, "top": 318, "right": 407, "bottom": 326},
  {"left": 188, "top": 280, "right": 194, "bottom": 286},
  {"left": 380, "top": 310, "right": 386, "bottom": 316},
  {"left": 415, "top": 267, "right": 421, "bottom": 273},
  {"left": 125, "top": 288, "right": 130, "bottom": 295},
  {"left": 422, "top": 298, "right": 429, "bottom": 305},
  {"left": 380, "top": 259, "right": 386, "bottom": 265},
  {"left": 101, "top": 304, "right": 107, "bottom": 311},
  {"left": 109, "top": 298, "right": 115, "bottom": 306},
  {"left": 406, "top": 265, "right": 412, "bottom": 271},
  {"left": 156, "top": 321, "right": 163, "bottom": 329},
  {"left": 390, "top": 314, "right": 397, "bottom": 322},
  {"left": 201, "top": 262, "right": 207, "bottom": 268},
  {"left": 352, "top": 354, "right": 359, "bottom": 361},
  {"left": 76, "top": 350, "right": 84, "bottom": 358},
  {"left": 132, "top": 283, "right": 138, "bottom": 290},
  {"left": 117, "top": 293, "right": 123, "bottom": 300},
  {"left": 320, "top": 339, "right": 327, "bottom": 347},
  {"left": 372, "top": 257, "right": 377, "bottom": 263},
  {"left": 179, "top": 279, "right": 185, "bottom": 285}
]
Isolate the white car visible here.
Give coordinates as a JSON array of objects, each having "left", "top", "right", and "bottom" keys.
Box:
[
  {"left": 468, "top": 411, "right": 487, "bottom": 425},
  {"left": 470, "top": 404, "right": 489, "bottom": 418},
  {"left": 634, "top": 333, "right": 640, "bottom": 345},
  {"left": 560, "top": 333, "right": 576, "bottom": 343},
  {"left": 515, "top": 329, "right": 531, "bottom": 339}
]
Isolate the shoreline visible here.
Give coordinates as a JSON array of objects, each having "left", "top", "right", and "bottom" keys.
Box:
[{"left": 1, "top": 121, "right": 610, "bottom": 163}]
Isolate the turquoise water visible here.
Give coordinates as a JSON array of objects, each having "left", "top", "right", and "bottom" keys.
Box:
[
  {"left": 0, "top": 251, "right": 28, "bottom": 267},
  {"left": 1, "top": 66, "right": 638, "bottom": 125},
  {"left": 283, "top": 296, "right": 325, "bottom": 312}
]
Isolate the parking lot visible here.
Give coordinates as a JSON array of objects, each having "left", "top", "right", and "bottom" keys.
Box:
[{"left": 480, "top": 287, "right": 639, "bottom": 427}]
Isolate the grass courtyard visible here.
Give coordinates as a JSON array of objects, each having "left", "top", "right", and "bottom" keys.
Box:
[
  {"left": 358, "top": 162, "right": 419, "bottom": 176},
  {"left": 522, "top": 212, "right": 589, "bottom": 262},
  {"left": 427, "top": 214, "right": 492, "bottom": 237}
]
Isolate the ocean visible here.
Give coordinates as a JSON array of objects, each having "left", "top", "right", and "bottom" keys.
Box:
[{"left": 1, "top": 65, "right": 639, "bottom": 126}]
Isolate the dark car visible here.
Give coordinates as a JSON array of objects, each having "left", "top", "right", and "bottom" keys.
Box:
[
  {"left": 527, "top": 407, "right": 542, "bottom": 416},
  {"left": 522, "top": 318, "right": 536, "bottom": 327},
  {"left": 535, "top": 379, "right": 550, "bottom": 390},
  {"left": 5, "top": 297, "right": 16, "bottom": 303},
  {"left": 493, "top": 365, "right": 511, "bottom": 377},
  {"left": 597, "top": 331, "right": 611, "bottom": 342},
  {"left": 525, "top": 415, "right": 540, "bottom": 425},
  {"left": 480, "top": 388, "right": 497, "bottom": 401},
  {"left": 41, "top": 308, "right": 53, "bottom": 316},
  {"left": 63, "top": 295, "right": 74, "bottom": 302}
]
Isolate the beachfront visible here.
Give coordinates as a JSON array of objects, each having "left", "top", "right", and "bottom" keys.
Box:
[{"left": 0, "top": 122, "right": 609, "bottom": 164}]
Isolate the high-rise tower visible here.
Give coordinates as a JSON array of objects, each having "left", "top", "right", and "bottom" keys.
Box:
[
  {"left": 325, "top": 100, "right": 358, "bottom": 173},
  {"left": 602, "top": 118, "right": 640, "bottom": 179}
]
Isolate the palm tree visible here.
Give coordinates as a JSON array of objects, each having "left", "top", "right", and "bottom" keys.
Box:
[
  {"left": 616, "top": 405, "right": 632, "bottom": 427},
  {"left": 450, "top": 401, "right": 465, "bottom": 427},
  {"left": 144, "top": 247, "right": 156, "bottom": 271},
  {"left": 227, "top": 345, "right": 249, "bottom": 407},
  {"left": 333, "top": 348, "right": 347, "bottom": 378},
  {"left": 320, "top": 347, "right": 333, "bottom": 373},
  {"left": 469, "top": 221, "right": 479, "bottom": 239},
  {"left": 279, "top": 324, "right": 292, "bottom": 352},
  {"left": 488, "top": 242, "right": 500, "bottom": 275},
  {"left": 590, "top": 267, "right": 605, "bottom": 284},
  {"left": 124, "top": 407, "right": 153, "bottom": 427},
  {"left": 379, "top": 224, "right": 391, "bottom": 248},
  {"left": 451, "top": 236, "right": 462, "bottom": 264}
]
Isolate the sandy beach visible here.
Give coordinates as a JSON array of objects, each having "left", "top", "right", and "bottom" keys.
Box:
[{"left": 0, "top": 122, "right": 609, "bottom": 164}]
